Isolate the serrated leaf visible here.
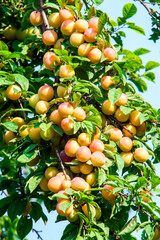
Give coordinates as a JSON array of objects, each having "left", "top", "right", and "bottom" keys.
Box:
[
  {"left": 123, "top": 3, "right": 137, "bottom": 19},
  {"left": 145, "top": 61, "right": 160, "bottom": 71},
  {"left": 118, "top": 216, "right": 137, "bottom": 235},
  {"left": 108, "top": 88, "right": 122, "bottom": 105}
]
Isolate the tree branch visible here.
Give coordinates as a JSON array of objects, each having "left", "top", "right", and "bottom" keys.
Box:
[
  {"left": 39, "top": 0, "right": 50, "bottom": 30},
  {"left": 134, "top": 0, "right": 156, "bottom": 18},
  {"left": 32, "top": 228, "right": 43, "bottom": 240},
  {"left": 1, "top": 190, "right": 9, "bottom": 197}
]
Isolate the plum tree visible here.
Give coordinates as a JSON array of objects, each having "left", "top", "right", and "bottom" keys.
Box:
[{"left": 0, "top": 0, "right": 160, "bottom": 239}]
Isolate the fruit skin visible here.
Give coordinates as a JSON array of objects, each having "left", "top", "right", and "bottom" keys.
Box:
[
  {"left": 56, "top": 199, "right": 73, "bottom": 216},
  {"left": 65, "top": 139, "right": 80, "bottom": 157},
  {"left": 67, "top": 0, "right": 76, "bottom": 4},
  {"left": 80, "top": 163, "right": 93, "bottom": 174},
  {"left": 84, "top": 28, "right": 97, "bottom": 43},
  {"left": 109, "top": 128, "right": 123, "bottom": 142},
  {"left": 104, "top": 47, "right": 117, "bottom": 61},
  {"left": 129, "top": 110, "right": 141, "bottom": 127},
  {"left": 27, "top": 155, "right": 39, "bottom": 166},
  {"left": 97, "top": 40, "right": 106, "bottom": 51},
  {"left": 48, "top": 176, "right": 63, "bottom": 193},
  {"left": 58, "top": 102, "right": 74, "bottom": 118},
  {"left": 90, "top": 151, "right": 106, "bottom": 167},
  {"left": 6, "top": 84, "right": 21, "bottom": 100},
  {"left": 139, "top": 190, "right": 151, "bottom": 203},
  {"left": 62, "top": 179, "right": 71, "bottom": 189},
  {"left": 120, "top": 152, "right": 134, "bottom": 167},
  {"left": 93, "top": 127, "right": 101, "bottom": 140},
  {"left": 48, "top": 12, "right": 62, "bottom": 28},
  {"left": 123, "top": 124, "right": 137, "bottom": 138},
  {"left": 4, "top": 131, "right": 16, "bottom": 145},
  {"left": 86, "top": 172, "right": 96, "bottom": 186},
  {"left": 102, "top": 185, "right": 116, "bottom": 205},
  {"left": 22, "top": 201, "right": 32, "bottom": 216},
  {"left": 66, "top": 208, "right": 79, "bottom": 222},
  {"left": 35, "top": 101, "right": 50, "bottom": 114},
  {"left": 136, "top": 122, "right": 146, "bottom": 136},
  {"left": 88, "top": 17, "right": 99, "bottom": 32},
  {"left": 16, "top": 29, "right": 28, "bottom": 41},
  {"left": 70, "top": 159, "right": 80, "bottom": 173},
  {"left": 88, "top": 48, "right": 102, "bottom": 63},
  {"left": 4, "top": 26, "right": 17, "bottom": 40},
  {"left": 57, "top": 190, "right": 68, "bottom": 202},
  {"left": 19, "top": 125, "right": 30, "bottom": 137},
  {"left": 101, "top": 76, "right": 115, "bottom": 90},
  {"left": 61, "top": 20, "right": 75, "bottom": 36},
  {"left": 116, "top": 93, "right": 128, "bottom": 106},
  {"left": 60, "top": 150, "right": 73, "bottom": 163},
  {"left": 29, "top": 127, "right": 41, "bottom": 143},
  {"left": 12, "top": 117, "right": 25, "bottom": 129},
  {"left": 71, "top": 177, "right": 86, "bottom": 191},
  {"left": 40, "top": 127, "right": 55, "bottom": 141},
  {"left": 29, "top": 94, "right": 40, "bottom": 108},
  {"left": 70, "top": 32, "right": 84, "bottom": 47},
  {"left": 119, "top": 137, "right": 133, "bottom": 152},
  {"left": 59, "top": 9, "right": 74, "bottom": 22},
  {"left": 134, "top": 147, "right": 149, "bottom": 163},
  {"left": 42, "top": 30, "right": 58, "bottom": 45},
  {"left": 27, "top": 27, "right": 40, "bottom": 37},
  {"left": 78, "top": 133, "right": 91, "bottom": 146},
  {"left": 40, "top": 176, "right": 49, "bottom": 191},
  {"left": 115, "top": 108, "right": 129, "bottom": 122},
  {"left": 58, "top": 65, "right": 75, "bottom": 78},
  {"left": 54, "top": 38, "right": 64, "bottom": 49},
  {"left": 89, "top": 139, "right": 104, "bottom": 153},
  {"left": 82, "top": 204, "right": 96, "bottom": 219},
  {"left": 102, "top": 100, "right": 117, "bottom": 115},
  {"left": 30, "top": 11, "right": 43, "bottom": 26},
  {"left": 61, "top": 118, "right": 73, "bottom": 131},
  {"left": 49, "top": 110, "right": 63, "bottom": 125},
  {"left": 57, "top": 86, "right": 67, "bottom": 98},
  {"left": 76, "top": 146, "right": 91, "bottom": 162},
  {"left": 45, "top": 167, "right": 59, "bottom": 180},
  {"left": 57, "top": 172, "right": 71, "bottom": 181},
  {"left": 73, "top": 107, "right": 86, "bottom": 121},
  {"left": 78, "top": 43, "right": 91, "bottom": 57},
  {"left": 43, "top": 52, "right": 60, "bottom": 70},
  {"left": 74, "top": 19, "right": 88, "bottom": 32}
]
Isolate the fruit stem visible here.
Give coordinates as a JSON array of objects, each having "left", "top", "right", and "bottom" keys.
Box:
[
  {"left": 56, "top": 148, "right": 68, "bottom": 180},
  {"left": 18, "top": 99, "right": 27, "bottom": 122}
]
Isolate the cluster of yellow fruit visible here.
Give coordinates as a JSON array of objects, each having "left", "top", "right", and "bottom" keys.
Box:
[{"left": 29, "top": 8, "right": 117, "bottom": 78}]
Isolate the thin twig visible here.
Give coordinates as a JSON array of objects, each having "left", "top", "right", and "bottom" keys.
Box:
[
  {"left": 135, "top": 0, "right": 156, "bottom": 18},
  {"left": 1, "top": 190, "right": 9, "bottom": 197},
  {"left": 32, "top": 229, "right": 43, "bottom": 240},
  {"left": 18, "top": 99, "right": 27, "bottom": 122},
  {"left": 56, "top": 148, "right": 68, "bottom": 180}
]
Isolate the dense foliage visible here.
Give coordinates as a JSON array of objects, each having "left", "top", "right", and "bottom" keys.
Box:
[{"left": 0, "top": 0, "right": 160, "bottom": 239}]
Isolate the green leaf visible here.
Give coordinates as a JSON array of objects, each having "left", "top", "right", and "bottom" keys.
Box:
[
  {"left": 98, "top": 168, "right": 107, "bottom": 186},
  {"left": 43, "top": 2, "right": 60, "bottom": 10},
  {"left": 92, "top": 0, "right": 104, "bottom": 6},
  {"left": 0, "top": 50, "right": 11, "bottom": 58},
  {"left": 52, "top": 125, "right": 63, "bottom": 136},
  {"left": 1, "top": 121, "right": 18, "bottom": 132},
  {"left": 17, "top": 216, "right": 33, "bottom": 239},
  {"left": 59, "top": 201, "right": 72, "bottom": 213},
  {"left": 30, "top": 202, "right": 47, "bottom": 223},
  {"left": 127, "top": 23, "right": 145, "bottom": 35},
  {"left": 134, "top": 48, "right": 150, "bottom": 56},
  {"left": 97, "top": 13, "right": 108, "bottom": 35},
  {"left": 86, "top": 116, "right": 102, "bottom": 128},
  {"left": 123, "top": 3, "right": 137, "bottom": 19},
  {"left": 143, "top": 72, "right": 155, "bottom": 82},
  {"left": 8, "top": 52, "right": 30, "bottom": 61},
  {"left": 56, "top": 0, "right": 66, "bottom": 8},
  {"left": 40, "top": 122, "right": 52, "bottom": 131},
  {"left": 118, "top": 216, "right": 137, "bottom": 235},
  {"left": 108, "top": 88, "right": 122, "bottom": 105},
  {"left": 73, "top": 121, "right": 81, "bottom": 134},
  {"left": 17, "top": 150, "right": 38, "bottom": 163},
  {"left": 27, "top": 175, "right": 43, "bottom": 193},
  {"left": 0, "top": 129, "right": 4, "bottom": 145},
  {"left": 13, "top": 74, "right": 29, "bottom": 91},
  {"left": 135, "top": 177, "right": 148, "bottom": 189},
  {"left": 8, "top": 199, "right": 27, "bottom": 221},
  {"left": 145, "top": 61, "right": 160, "bottom": 71},
  {"left": 120, "top": 106, "right": 133, "bottom": 115},
  {"left": 0, "top": 41, "right": 8, "bottom": 51},
  {"left": 82, "top": 120, "right": 96, "bottom": 137},
  {"left": 75, "top": 0, "right": 83, "bottom": 15},
  {"left": 116, "top": 154, "right": 124, "bottom": 171}
]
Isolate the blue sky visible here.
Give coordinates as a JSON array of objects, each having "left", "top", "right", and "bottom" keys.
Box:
[{"left": 27, "top": 1, "right": 160, "bottom": 239}]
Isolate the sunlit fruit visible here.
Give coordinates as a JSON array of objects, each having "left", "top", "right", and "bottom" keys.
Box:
[
  {"left": 6, "top": 84, "right": 21, "bottom": 100},
  {"left": 102, "top": 185, "right": 116, "bottom": 205},
  {"left": 45, "top": 167, "right": 59, "bottom": 180},
  {"left": 115, "top": 108, "right": 129, "bottom": 122},
  {"left": 4, "top": 131, "right": 16, "bottom": 145},
  {"left": 90, "top": 151, "right": 106, "bottom": 167},
  {"left": 48, "top": 176, "right": 63, "bottom": 193},
  {"left": 54, "top": 38, "right": 64, "bottom": 49},
  {"left": 71, "top": 177, "right": 86, "bottom": 191},
  {"left": 57, "top": 172, "right": 71, "bottom": 181},
  {"left": 12, "top": 117, "right": 25, "bottom": 129},
  {"left": 42, "top": 30, "right": 58, "bottom": 45},
  {"left": 86, "top": 172, "right": 96, "bottom": 186},
  {"left": 97, "top": 40, "right": 106, "bottom": 51},
  {"left": 4, "top": 26, "right": 17, "bottom": 40},
  {"left": 123, "top": 124, "right": 137, "bottom": 138},
  {"left": 43, "top": 52, "right": 61, "bottom": 70},
  {"left": 70, "top": 32, "right": 84, "bottom": 47},
  {"left": 89, "top": 139, "right": 104, "bottom": 152},
  {"left": 57, "top": 86, "right": 67, "bottom": 98},
  {"left": 29, "top": 94, "right": 40, "bottom": 108},
  {"left": 120, "top": 152, "right": 134, "bottom": 167},
  {"left": 93, "top": 127, "right": 101, "bottom": 140},
  {"left": 19, "top": 125, "right": 29, "bottom": 137},
  {"left": 109, "top": 128, "right": 123, "bottom": 142},
  {"left": 119, "top": 137, "right": 133, "bottom": 152},
  {"left": 88, "top": 17, "right": 99, "bottom": 32},
  {"left": 35, "top": 101, "right": 50, "bottom": 114},
  {"left": 116, "top": 93, "right": 128, "bottom": 106},
  {"left": 82, "top": 203, "right": 96, "bottom": 219},
  {"left": 56, "top": 199, "right": 73, "bottom": 216},
  {"left": 84, "top": 28, "right": 97, "bottom": 43},
  {"left": 29, "top": 127, "right": 41, "bottom": 143},
  {"left": 136, "top": 122, "right": 146, "bottom": 136},
  {"left": 88, "top": 48, "right": 102, "bottom": 63},
  {"left": 30, "top": 11, "right": 42, "bottom": 27},
  {"left": 59, "top": 9, "right": 74, "bottom": 22},
  {"left": 66, "top": 208, "right": 79, "bottom": 222},
  {"left": 139, "top": 190, "right": 151, "bottom": 203},
  {"left": 76, "top": 146, "right": 91, "bottom": 162},
  {"left": 49, "top": 110, "right": 63, "bottom": 125},
  {"left": 65, "top": 139, "right": 80, "bottom": 157},
  {"left": 80, "top": 163, "right": 93, "bottom": 174},
  {"left": 134, "top": 147, "right": 149, "bottom": 163},
  {"left": 61, "top": 20, "right": 75, "bottom": 35},
  {"left": 48, "top": 12, "right": 62, "bottom": 28},
  {"left": 75, "top": 19, "right": 88, "bottom": 32},
  {"left": 78, "top": 43, "right": 91, "bottom": 57},
  {"left": 129, "top": 110, "right": 141, "bottom": 127},
  {"left": 27, "top": 27, "right": 41, "bottom": 37},
  {"left": 56, "top": 190, "right": 68, "bottom": 202},
  {"left": 61, "top": 118, "right": 73, "bottom": 131},
  {"left": 73, "top": 107, "right": 86, "bottom": 121},
  {"left": 78, "top": 133, "right": 91, "bottom": 146},
  {"left": 70, "top": 159, "right": 81, "bottom": 173},
  {"left": 102, "top": 100, "right": 117, "bottom": 115},
  {"left": 58, "top": 65, "right": 75, "bottom": 78},
  {"left": 38, "top": 85, "right": 54, "bottom": 101},
  {"left": 62, "top": 179, "right": 71, "bottom": 189},
  {"left": 101, "top": 76, "right": 115, "bottom": 90},
  {"left": 22, "top": 201, "right": 32, "bottom": 216},
  {"left": 40, "top": 176, "right": 49, "bottom": 191},
  {"left": 104, "top": 47, "right": 117, "bottom": 61},
  {"left": 58, "top": 102, "right": 74, "bottom": 118}
]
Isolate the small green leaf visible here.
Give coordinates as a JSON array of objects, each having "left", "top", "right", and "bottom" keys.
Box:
[
  {"left": 145, "top": 61, "right": 160, "bottom": 71},
  {"left": 40, "top": 122, "right": 52, "bottom": 131},
  {"left": 134, "top": 48, "right": 150, "bottom": 56},
  {"left": 13, "top": 73, "right": 29, "bottom": 91},
  {"left": 59, "top": 201, "right": 72, "bottom": 213},
  {"left": 127, "top": 23, "right": 145, "bottom": 35},
  {"left": 120, "top": 106, "right": 133, "bottom": 115},
  {"left": 118, "top": 216, "right": 137, "bottom": 235},
  {"left": 73, "top": 121, "right": 81, "bottom": 134},
  {"left": 143, "top": 72, "right": 155, "bottom": 82},
  {"left": 92, "top": 0, "right": 104, "bottom": 6},
  {"left": 43, "top": 2, "right": 60, "bottom": 10},
  {"left": 108, "top": 88, "right": 122, "bottom": 105},
  {"left": 27, "top": 175, "right": 43, "bottom": 193},
  {"left": 97, "top": 13, "right": 108, "bottom": 35},
  {"left": 116, "top": 154, "right": 124, "bottom": 171},
  {"left": 123, "top": 3, "right": 137, "bottom": 19},
  {"left": 1, "top": 121, "right": 18, "bottom": 132}
]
